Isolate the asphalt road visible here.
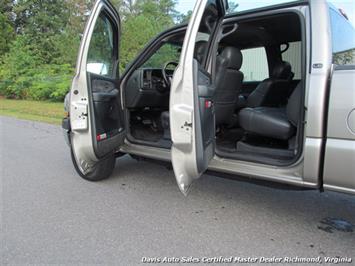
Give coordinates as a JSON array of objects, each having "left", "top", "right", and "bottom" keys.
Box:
[{"left": 1, "top": 116, "right": 354, "bottom": 265}]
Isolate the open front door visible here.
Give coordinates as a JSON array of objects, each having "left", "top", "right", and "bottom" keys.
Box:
[
  {"left": 70, "top": 0, "right": 125, "bottom": 175},
  {"left": 170, "top": 0, "right": 227, "bottom": 195}
]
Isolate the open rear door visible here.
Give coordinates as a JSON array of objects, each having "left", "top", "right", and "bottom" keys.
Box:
[
  {"left": 70, "top": 0, "right": 125, "bottom": 175},
  {"left": 170, "top": 0, "right": 227, "bottom": 195}
]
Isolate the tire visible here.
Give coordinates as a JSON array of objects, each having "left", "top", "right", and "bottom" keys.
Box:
[{"left": 70, "top": 148, "right": 116, "bottom": 182}]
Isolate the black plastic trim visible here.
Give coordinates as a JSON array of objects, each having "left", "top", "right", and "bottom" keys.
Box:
[
  {"left": 62, "top": 117, "right": 71, "bottom": 131},
  {"left": 318, "top": 64, "right": 334, "bottom": 191}
]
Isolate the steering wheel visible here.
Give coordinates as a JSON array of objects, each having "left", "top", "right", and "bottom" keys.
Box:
[{"left": 162, "top": 61, "right": 178, "bottom": 88}]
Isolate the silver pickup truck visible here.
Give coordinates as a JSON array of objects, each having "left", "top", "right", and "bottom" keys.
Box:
[{"left": 62, "top": 0, "right": 355, "bottom": 196}]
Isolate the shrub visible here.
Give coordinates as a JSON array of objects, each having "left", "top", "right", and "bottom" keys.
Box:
[
  {"left": 0, "top": 36, "right": 40, "bottom": 98},
  {"left": 28, "top": 64, "right": 73, "bottom": 101},
  {"left": 0, "top": 36, "right": 74, "bottom": 101}
]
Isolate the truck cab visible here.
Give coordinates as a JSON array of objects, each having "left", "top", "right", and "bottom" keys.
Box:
[{"left": 63, "top": 0, "right": 355, "bottom": 196}]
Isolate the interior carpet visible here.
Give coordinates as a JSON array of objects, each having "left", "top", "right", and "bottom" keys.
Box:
[
  {"left": 130, "top": 124, "right": 163, "bottom": 142},
  {"left": 216, "top": 128, "right": 244, "bottom": 152}
]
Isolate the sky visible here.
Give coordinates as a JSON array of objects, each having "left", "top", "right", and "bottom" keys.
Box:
[{"left": 175, "top": 0, "right": 355, "bottom": 26}]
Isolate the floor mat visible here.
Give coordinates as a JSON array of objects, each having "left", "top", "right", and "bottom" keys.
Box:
[
  {"left": 130, "top": 124, "right": 163, "bottom": 142},
  {"left": 216, "top": 128, "right": 244, "bottom": 152}
]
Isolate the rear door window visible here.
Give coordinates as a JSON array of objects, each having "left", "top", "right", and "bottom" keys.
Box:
[
  {"left": 240, "top": 47, "right": 269, "bottom": 82},
  {"left": 282, "top": 41, "right": 302, "bottom": 79}
]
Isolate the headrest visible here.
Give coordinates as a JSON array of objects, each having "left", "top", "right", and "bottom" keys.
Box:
[
  {"left": 219, "top": 46, "right": 243, "bottom": 70},
  {"left": 271, "top": 61, "right": 292, "bottom": 79},
  {"left": 194, "top": 41, "right": 208, "bottom": 63}
]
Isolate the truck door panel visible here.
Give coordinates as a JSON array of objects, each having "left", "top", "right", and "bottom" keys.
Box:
[{"left": 323, "top": 67, "right": 355, "bottom": 194}]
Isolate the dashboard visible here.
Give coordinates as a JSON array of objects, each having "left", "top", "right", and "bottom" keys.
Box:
[{"left": 125, "top": 68, "right": 173, "bottom": 109}]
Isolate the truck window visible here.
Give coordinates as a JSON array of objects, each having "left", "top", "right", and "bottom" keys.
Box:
[
  {"left": 329, "top": 7, "right": 355, "bottom": 66},
  {"left": 142, "top": 43, "right": 181, "bottom": 69},
  {"left": 87, "top": 15, "right": 115, "bottom": 77},
  {"left": 282, "top": 42, "right": 301, "bottom": 80},
  {"left": 240, "top": 47, "right": 269, "bottom": 82}
]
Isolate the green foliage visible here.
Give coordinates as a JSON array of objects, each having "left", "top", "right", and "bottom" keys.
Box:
[
  {"left": 0, "top": 36, "right": 40, "bottom": 99},
  {"left": 135, "top": 0, "right": 177, "bottom": 24},
  {"left": 51, "top": 30, "right": 81, "bottom": 67},
  {"left": 118, "top": 0, "right": 177, "bottom": 71},
  {"left": 0, "top": 63, "right": 73, "bottom": 101},
  {"left": 0, "top": 0, "right": 188, "bottom": 102},
  {"left": 87, "top": 15, "right": 115, "bottom": 76},
  {"left": 333, "top": 49, "right": 355, "bottom": 65},
  {"left": 27, "top": 64, "right": 73, "bottom": 101},
  {"left": 143, "top": 43, "right": 181, "bottom": 68},
  {"left": 0, "top": 36, "right": 73, "bottom": 101},
  {"left": 0, "top": 13, "right": 14, "bottom": 58},
  {"left": 177, "top": 10, "right": 193, "bottom": 24},
  {"left": 120, "top": 15, "right": 163, "bottom": 70},
  {"left": 0, "top": 0, "right": 14, "bottom": 20},
  {"left": 0, "top": 98, "right": 64, "bottom": 125},
  {"left": 14, "top": 0, "right": 70, "bottom": 63},
  {"left": 0, "top": 0, "right": 87, "bottom": 101}
]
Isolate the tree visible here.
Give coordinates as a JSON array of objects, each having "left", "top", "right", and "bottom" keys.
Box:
[
  {"left": 66, "top": 0, "right": 92, "bottom": 33},
  {"left": 0, "top": 35, "right": 41, "bottom": 98},
  {"left": 177, "top": 10, "right": 192, "bottom": 24},
  {"left": 0, "top": 13, "right": 14, "bottom": 58},
  {"left": 53, "top": 0, "right": 93, "bottom": 67},
  {"left": 333, "top": 49, "right": 355, "bottom": 65},
  {"left": 0, "top": 0, "right": 15, "bottom": 22},
  {"left": 120, "top": 15, "right": 159, "bottom": 70},
  {"left": 135, "top": 0, "right": 177, "bottom": 25},
  {"left": 0, "top": 0, "right": 183, "bottom": 100},
  {"left": 0, "top": 0, "right": 15, "bottom": 58},
  {"left": 227, "top": 2, "right": 239, "bottom": 14},
  {"left": 119, "top": 0, "right": 177, "bottom": 70},
  {"left": 13, "top": 0, "right": 71, "bottom": 63}
]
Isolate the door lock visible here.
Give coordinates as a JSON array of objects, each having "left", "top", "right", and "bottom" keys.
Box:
[{"left": 71, "top": 101, "right": 88, "bottom": 130}]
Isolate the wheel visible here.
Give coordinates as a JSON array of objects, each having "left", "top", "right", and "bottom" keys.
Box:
[{"left": 70, "top": 147, "right": 116, "bottom": 181}]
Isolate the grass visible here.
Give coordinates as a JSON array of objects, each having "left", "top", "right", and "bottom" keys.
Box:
[{"left": 0, "top": 98, "right": 64, "bottom": 125}]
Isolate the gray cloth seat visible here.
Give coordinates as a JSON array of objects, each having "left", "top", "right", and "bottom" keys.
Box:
[
  {"left": 214, "top": 46, "right": 244, "bottom": 126},
  {"left": 246, "top": 61, "right": 293, "bottom": 108},
  {"left": 239, "top": 82, "right": 302, "bottom": 140}
]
